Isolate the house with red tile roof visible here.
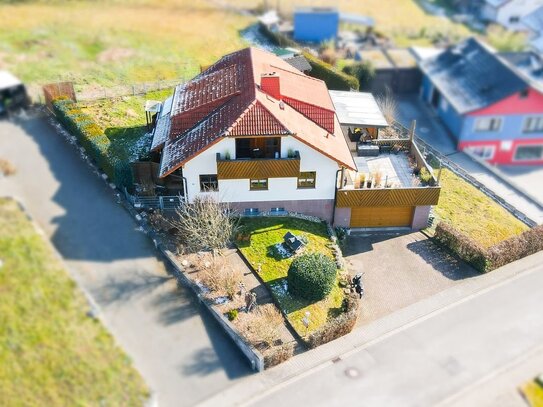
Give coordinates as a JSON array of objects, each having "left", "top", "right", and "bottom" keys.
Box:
[{"left": 148, "top": 47, "right": 440, "bottom": 228}]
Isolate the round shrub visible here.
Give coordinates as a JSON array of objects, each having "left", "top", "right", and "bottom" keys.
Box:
[{"left": 287, "top": 253, "right": 337, "bottom": 301}]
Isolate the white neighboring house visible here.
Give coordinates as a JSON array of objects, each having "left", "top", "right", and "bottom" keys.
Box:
[
  {"left": 481, "top": 0, "right": 543, "bottom": 30},
  {"left": 146, "top": 47, "right": 440, "bottom": 229},
  {"left": 149, "top": 47, "right": 355, "bottom": 222}
]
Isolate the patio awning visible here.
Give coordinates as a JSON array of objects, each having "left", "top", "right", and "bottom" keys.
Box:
[{"left": 329, "top": 90, "right": 388, "bottom": 128}]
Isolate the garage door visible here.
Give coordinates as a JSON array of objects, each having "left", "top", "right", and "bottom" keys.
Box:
[{"left": 350, "top": 206, "right": 414, "bottom": 228}]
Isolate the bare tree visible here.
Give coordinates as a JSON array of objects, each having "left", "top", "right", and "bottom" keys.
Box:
[
  {"left": 375, "top": 87, "right": 398, "bottom": 124},
  {"left": 170, "top": 195, "right": 238, "bottom": 253}
]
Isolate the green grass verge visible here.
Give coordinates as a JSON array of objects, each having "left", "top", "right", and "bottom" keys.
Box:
[
  {"left": 522, "top": 380, "right": 543, "bottom": 407},
  {"left": 237, "top": 217, "right": 344, "bottom": 336},
  {"left": 0, "top": 1, "right": 250, "bottom": 90},
  {"left": 81, "top": 88, "right": 173, "bottom": 163},
  {"left": 432, "top": 169, "right": 529, "bottom": 248},
  {"left": 0, "top": 198, "right": 148, "bottom": 406}
]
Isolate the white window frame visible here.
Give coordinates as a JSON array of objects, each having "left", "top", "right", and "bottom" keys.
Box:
[
  {"left": 465, "top": 145, "right": 496, "bottom": 160},
  {"left": 522, "top": 116, "right": 543, "bottom": 133},
  {"left": 513, "top": 144, "right": 543, "bottom": 162},
  {"left": 474, "top": 117, "right": 503, "bottom": 133}
]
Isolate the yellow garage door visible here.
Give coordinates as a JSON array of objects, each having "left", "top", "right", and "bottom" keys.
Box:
[{"left": 350, "top": 206, "right": 414, "bottom": 228}]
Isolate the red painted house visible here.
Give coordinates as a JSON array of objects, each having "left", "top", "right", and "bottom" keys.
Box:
[{"left": 420, "top": 38, "right": 543, "bottom": 165}]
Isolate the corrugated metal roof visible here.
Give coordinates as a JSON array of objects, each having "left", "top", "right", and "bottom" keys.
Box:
[{"left": 329, "top": 90, "right": 388, "bottom": 127}]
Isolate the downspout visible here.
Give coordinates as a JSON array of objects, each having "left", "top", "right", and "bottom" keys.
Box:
[
  {"left": 331, "top": 168, "right": 343, "bottom": 226},
  {"left": 182, "top": 175, "right": 189, "bottom": 204}
]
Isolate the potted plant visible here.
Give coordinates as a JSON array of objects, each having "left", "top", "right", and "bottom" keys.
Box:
[
  {"left": 358, "top": 173, "right": 366, "bottom": 189},
  {"left": 224, "top": 151, "right": 231, "bottom": 160},
  {"left": 287, "top": 148, "right": 295, "bottom": 158},
  {"left": 374, "top": 171, "right": 383, "bottom": 188}
]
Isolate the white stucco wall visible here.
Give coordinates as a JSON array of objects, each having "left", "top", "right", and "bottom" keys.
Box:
[{"left": 182, "top": 136, "right": 340, "bottom": 203}]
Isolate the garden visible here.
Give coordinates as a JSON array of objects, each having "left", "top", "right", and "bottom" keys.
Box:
[
  {"left": 0, "top": 198, "right": 148, "bottom": 406},
  {"left": 236, "top": 217, "right": 358, "bottom": 344}
]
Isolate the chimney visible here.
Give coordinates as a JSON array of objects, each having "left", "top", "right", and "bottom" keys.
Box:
[{"left": 261, "top": 72, "right": 281, "bottom": 100}]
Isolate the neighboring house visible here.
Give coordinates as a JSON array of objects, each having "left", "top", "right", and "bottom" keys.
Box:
[
  {"left": 522, "top": 5, "right": 543, "bottom": 53},
  {"left": 293, "top": 7, "right": 339, "bottom": 43},
  {"left": 147, "top": 47, "right": 440, "bottom": 229},
  {"left": 480, "top": 0, "right": 543, "bottom": 30},
  {"left": 420, "top": 37, "right": 543, "bottom": 165}
]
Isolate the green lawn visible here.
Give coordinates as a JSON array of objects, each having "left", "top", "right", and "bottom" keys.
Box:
[
  {"left": 433, "top": 169, "right": 529, "bottom": 248},
  {"left": 81, "top": 88, "right": 174, "bottom": 163},
  {"left": 0, "top": 198, "right": 148, "bottom": 406},
  {"left": 522, "top": 379, "right": 543, "bottom": 407},
  {"left": 237, "top": 217, "right": 344, "bottom": 336},
  {"left": 0, "top": 1, "right": 250, "bottom": 92}
]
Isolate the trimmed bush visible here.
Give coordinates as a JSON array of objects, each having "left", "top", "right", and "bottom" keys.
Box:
[
  {"left": 486, "top": 225, "right": 543, "bottom": 270},
  {"left": 434, "top": 222, "right": 542, "bottom": 273},
  {"left": 51, "top": 97, "right": 133, "bottom": 188},
  {"left": 303, "top": 52, "right": 359, "bottom": 91},
  {"left": 434, "top": 222, "right": 488, "bottom": 272},
  {"left": 288, "top": 253, "right": 337, "bottom": 301},
  {"left": 306, "top": 293, "right": 359, "bottom": 348},
  {"left": 342, "top": 61, "right": 375, "bottom": 91}
]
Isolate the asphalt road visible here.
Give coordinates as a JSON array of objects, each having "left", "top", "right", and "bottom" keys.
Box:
[
  {"left": 252, "top": 254, "right": 543, "bottom": 407},
  {"left": 0, "top": 113, "right": 251, "bottom": 407}
]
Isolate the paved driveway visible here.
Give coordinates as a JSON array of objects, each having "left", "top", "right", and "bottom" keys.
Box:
[
  {"left": 0, "top": 114, "right": 251, "bottom": 407},
  {"left": 343, "top": 231, "right": 478, "bottom": 325}
]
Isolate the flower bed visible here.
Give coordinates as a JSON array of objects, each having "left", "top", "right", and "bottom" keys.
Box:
[{"left": 236, "top": 217, "right": 356, "bottom": 342}]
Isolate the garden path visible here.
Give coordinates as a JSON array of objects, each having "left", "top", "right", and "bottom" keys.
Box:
[{"left": 224, "top": 249, "right": 301, "bottom": 349}]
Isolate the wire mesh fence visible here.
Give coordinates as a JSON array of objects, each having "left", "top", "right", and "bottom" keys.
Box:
[{"left": 31, "top": 77, "right": 185, "bottom": 105}]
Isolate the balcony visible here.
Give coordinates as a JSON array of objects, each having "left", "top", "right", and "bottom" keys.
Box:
[
  {"left": 216, "top": 151, "right": 300, "bottom": 180},
  {"left": 337, "top": 137, "right": 441, "bottom": 208}
]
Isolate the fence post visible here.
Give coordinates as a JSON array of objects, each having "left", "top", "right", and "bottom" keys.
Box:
[{"left": 409, "top": 120, "right": 416, "bottom": 141}]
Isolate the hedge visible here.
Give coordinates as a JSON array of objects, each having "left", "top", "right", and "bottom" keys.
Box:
[
  {"left": 288, "top": 253, "right": 337, "bottom": 301},
  {"left": 434, "top": 222, "right": 543, "bottom": 273},
  {"left": 486, "top": 225, "right": 543, "bottom": 270},
  {"left": 306, "top": 293, "right": 359, "bottom": 348},
  {"left": 257, "top": 22, "right": 359, "bottom": 91},
  {"left": 52, "top": 97, "right": 133, "bottom": 187},
  {"left": 303, "top": 52, "right": 360, "bottom": 91}
]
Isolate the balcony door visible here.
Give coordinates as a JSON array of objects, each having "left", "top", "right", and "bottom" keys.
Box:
[{"left": 236, "top": 137, "right": 281, "bottom": 159}]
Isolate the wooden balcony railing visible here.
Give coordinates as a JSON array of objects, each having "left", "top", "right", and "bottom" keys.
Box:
[
  {"left": 216, "top": 151, "right": 300, "bottom": 180},
  {"left": 336, "top": 186, "right": 441, "bottom": 208}
]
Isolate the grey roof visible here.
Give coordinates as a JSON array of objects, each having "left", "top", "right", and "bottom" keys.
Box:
[
  {"left": 283, "top": 55, "right": 312, "bottom": 72},
  {"left": 329, "top": 90, "right": 388, "bottom": 127},
  {"left": 420, "top": 37, "right": 528, "bottom": 114}
]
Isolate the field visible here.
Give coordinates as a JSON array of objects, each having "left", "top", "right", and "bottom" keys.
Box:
[
  {"left": 225, "top": 0, "right": 472, "bottom": 47},
  {"left": 237, "top": 217, "right": 344, "bottom": 337},
  {"left": 0, "top": 198, "right": 148, "bottom": 406},
  {"left": 0, "top": 0, "right": 250, "bottom": 92},
  {"left": 433, "top": 169, "right": 529, "bottom": 248}
]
